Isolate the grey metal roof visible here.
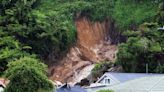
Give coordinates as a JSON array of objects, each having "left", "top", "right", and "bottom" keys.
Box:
[
  {"left": 106, "top": 73, "right": 155, "bottom": 82},
  {"left": 87, "top": 75, "right": 164, "bottom": 92}
]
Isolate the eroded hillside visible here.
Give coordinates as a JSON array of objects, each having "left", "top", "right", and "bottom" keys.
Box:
[{"left": 49, "top": 16, "right": 119, "bottom": 83}]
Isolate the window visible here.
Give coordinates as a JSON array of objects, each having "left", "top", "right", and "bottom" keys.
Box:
[{"left": 104, "top": 78, "right": 110, "bottom": 84}]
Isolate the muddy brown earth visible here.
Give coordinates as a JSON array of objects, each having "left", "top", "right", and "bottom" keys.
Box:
[{"left": 49, "top": 17, "right": 118, "bottom": 83}]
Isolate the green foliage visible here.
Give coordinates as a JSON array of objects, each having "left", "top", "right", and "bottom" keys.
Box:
[
  {"left": 36, "top": 0, "right": 161, "bottom": 38},
  {"left": 0, "top": 0, "right": 163, "bottom": 85},
  {"left": 0, "top": 33, "right": 35, "bottom": 75},
  {"left": 4, "top": 57, "right": 54, "bottom": 92},
  {"left": 30, "top": 0, "right": 92, "bottom": 57},
  {"left": 0, "top": 0, "right": 80, "bottom": 62},
  {"left": 156, "top": 65, "right": 164, "bottom": 73},
  {"left": 116, "top": 23, "right": 164, "bottom": 73},
  {"left": 0, "top": 0, "right": 162, "bottom": 67},
  {"left": 97, "top": 90, "right": 114, "bottom": 92},
  {"left": 156, "top": 2, "right": 164, "bottom": 26},
  {"left": 113, "top": 0, "right": 160, "bottom": 29},
  {"left": 82, "top": 0, "right": 115, "bottom": 21}
]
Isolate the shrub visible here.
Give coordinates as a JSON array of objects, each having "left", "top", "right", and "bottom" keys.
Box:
[{"left": 4, "top": 57, "right": 54, "bottom": 92}]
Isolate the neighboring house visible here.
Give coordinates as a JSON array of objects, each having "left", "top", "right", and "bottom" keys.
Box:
[
  {"left": 89, "top": 73, "right": 157, "bottom": 88},
  {"left": 87, "top": 75, "right": 164, "bottom": 92},
  {"left": 56, "top": 83, "right": 87, "bottom": 92}
]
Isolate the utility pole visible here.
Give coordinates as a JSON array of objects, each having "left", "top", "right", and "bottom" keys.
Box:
[{"left": 146, "top": 63, "right": 148, "bottom": 74}]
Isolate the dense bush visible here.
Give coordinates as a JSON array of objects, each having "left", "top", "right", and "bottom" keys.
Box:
[
  {"left": 116, "top": 23, "right": 164, "bottom": 73},
  {"left": 156, "top": 2, "right": 164, "bottom": 26},
  {"left": 0, "top": 0, "right": 163, "bottom": 87},
  {"left": 0, "top": 0, "right": 162, "bottom": 74},
  {"left": 4, "top": 57, "right": 54, "bottom": 92},
  {"left": 117, "top": 2, "right": 164, "bottom": 73},
  {"left": 0, "top": 32, "right": 36, "bottom": 75},
  {"left": 113, "top": 0, "right": 160, "bottom": 29}
]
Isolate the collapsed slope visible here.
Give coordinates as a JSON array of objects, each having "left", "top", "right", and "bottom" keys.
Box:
[{"left": 49, "top": 17, "right": 119, "bottom": 83}]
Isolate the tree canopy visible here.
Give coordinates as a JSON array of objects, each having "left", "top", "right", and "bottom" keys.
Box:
[
  {"left": 116, "top": 23, "right": 164, "bottom": 73},
  {"left": 0, "top": 0, "right": 162, "bottom": 74},
  {"left": 116, "top": 1, "right": 164, "bottom": 73},
  {"left": 4, "top": 57, "right": 54, "bottom": 92},
  {"left": 0, "top": 0, "right": 163, "bottom": 89}
]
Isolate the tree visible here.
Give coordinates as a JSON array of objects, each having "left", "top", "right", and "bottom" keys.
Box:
[
  {"left": 0, "top": 0, "right": 161, "bottom": 67},
  {"left": 4, "top": 57, "right": 54, "bottom": 92},
  {"left": 0, "top": 33, "right": 35, "bottom": 75},
  {"left": 116, "top": 23, "right": 164, "bottom": 73},
  {"left": 156, "top": 1, "right": 164, "bottom": 26},
  {"left": 0, "top": 0, "right": 39, "bottom": 75},
  {"left": 113, "top": 0, "right": 160, "bottom": 29}
]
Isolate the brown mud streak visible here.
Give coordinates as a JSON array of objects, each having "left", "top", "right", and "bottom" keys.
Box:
[{"left": 49, "top": 17, "right": 118, "bottom": 83}]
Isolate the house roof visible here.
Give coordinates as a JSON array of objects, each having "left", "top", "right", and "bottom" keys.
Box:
[
  {"left": 97, "top": 72, "right": 160, "bottom": 83},
  {"left": 87, "top": 75, "right": 164, "bottom": 92},
  {"left": 104, "top": 72, "right": 157, "bottom": 82}
]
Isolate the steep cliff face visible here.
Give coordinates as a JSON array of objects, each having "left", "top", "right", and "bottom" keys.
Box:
[
  {"left": 76, "top": 17, "right": 109, "bottom": 62},
  {"left": 49, "top": 17, "right": 119, "bottom": 83},
  {"left": 75, "top": 17, "right": 119, "bottom": 62}
]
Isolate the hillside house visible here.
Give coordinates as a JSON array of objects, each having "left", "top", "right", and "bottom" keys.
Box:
[
  {"left": 87, "top": 74, "right": 164, "bottom": 92},
  {"left": 89, "top": 73, "right": 158, "bottom": 88}
]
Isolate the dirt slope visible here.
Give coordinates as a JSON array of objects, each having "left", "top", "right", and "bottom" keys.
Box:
[{"left": 49, "top": 17, "right": 118, "bottom": 83}]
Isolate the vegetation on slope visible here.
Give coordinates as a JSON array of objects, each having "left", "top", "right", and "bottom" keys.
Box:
[
  {"left": 0, "top": 0, "right": 163, "bottom": 90},
  {"left": 0, "top": 0, "right": 54, "bottom": 91},
  {"left": 91, "top": 0, "right": 163, "bottom": 78},
  {"left": 116, "top": 23, "right": 164, "bottom": 73},
  {"left": 116, "top": 2, "right": 164, "bottom": 73},
  {"left": 113, "top": 0, "right": 159, "bottom": 29},
  {"left": 5, "top": 57, "right": 54, "bottom": 92},
  {"left": 0, "top": 0, "right": 161, "bottom": 74}
]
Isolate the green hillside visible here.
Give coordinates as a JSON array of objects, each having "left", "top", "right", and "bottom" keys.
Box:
[{"left": 0, "top": 0, "right": 163, "bottom": 91}]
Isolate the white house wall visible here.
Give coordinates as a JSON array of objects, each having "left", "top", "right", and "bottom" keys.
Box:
[{"left": 97, "top": 74, "right": 120, "bottom": 86}]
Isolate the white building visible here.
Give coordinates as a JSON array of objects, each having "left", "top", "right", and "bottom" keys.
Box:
[
  {"left": 87, "top": 74, "right": 164, "bottom": 92},
  {"left": 89, "top": 73, "right": 157, "bottom": 88}
]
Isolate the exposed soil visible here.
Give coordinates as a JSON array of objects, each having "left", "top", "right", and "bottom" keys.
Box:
[{"left": 49, "top": 17, "right": 118, "bottom": 84}]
